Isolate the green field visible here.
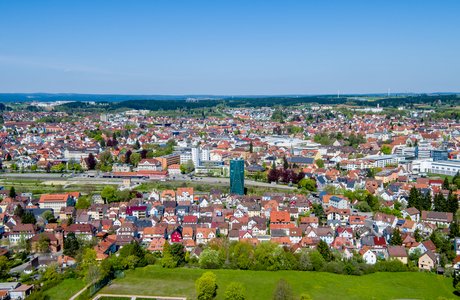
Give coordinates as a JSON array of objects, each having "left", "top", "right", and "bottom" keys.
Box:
[
  {"left": 0, "top": 178, "right": 114, "bottom": 195},
  {"left": 427, "top": 173, "right": 454, "bottom": 181},
  {"left": 44, "top": 278, "right": 86, "bottom": 300},
  {"left": 98, "top": 265, "right": 455, "bottom": 300}
]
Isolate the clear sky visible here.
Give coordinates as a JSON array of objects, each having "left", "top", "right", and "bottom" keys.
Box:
[{"left": 0, "top": 1, "right": 459, "bottom": 95}]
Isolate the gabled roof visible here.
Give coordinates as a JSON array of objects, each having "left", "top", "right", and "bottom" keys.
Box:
[
  {"left": 39, "top": 193, "right": 70, "bottom": 203},
  {"left": 387, "top": 245, "right": 407, "bottom": 257}
]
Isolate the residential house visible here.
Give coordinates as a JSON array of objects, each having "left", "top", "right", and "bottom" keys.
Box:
[{"left": 418, "top": 250, "right": 437, "bottom": 270}]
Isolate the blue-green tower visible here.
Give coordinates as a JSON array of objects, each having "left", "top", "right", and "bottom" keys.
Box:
[{"left": 230, "top": 159, "right": 245, "bottom": 195}]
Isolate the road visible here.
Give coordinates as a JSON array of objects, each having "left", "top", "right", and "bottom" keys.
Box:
[{"left": 0, "top": 172, "right": 295, "bottom": 190}]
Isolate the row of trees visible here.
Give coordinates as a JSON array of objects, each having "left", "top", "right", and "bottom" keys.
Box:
[
  {"left": 313, "top": 132, "right": 366, "bottom": 148},
  {"left": 100, "top": 186, "right": 139, "bottom": 203},
  {"left": 407, "top": 187, "right": 458, "bottom": 213},
  {"left": 188, "top": 240, "right": 411, "bottom": 276},
  {"left": 28, "top": 241, "right": 157, "bottom": 300},
  {"left": 267, "top": 168, "right": 305, "bottom": 185}
]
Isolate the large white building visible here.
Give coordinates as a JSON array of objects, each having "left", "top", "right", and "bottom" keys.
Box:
[
  {"left": 190, "top": 147, "right": 211, "bottom": 167},
  {"left": 364, "top": 155, "right": 403, "bottom": 168},
  {"left": 425, "top": 160, "right": 460, "bottom": 176},
  {"left": 39, "top": 194, "right": 70, "bottom": 216},
  {"left": 416, "top": 141, "right": 433, "bottom": 159}
]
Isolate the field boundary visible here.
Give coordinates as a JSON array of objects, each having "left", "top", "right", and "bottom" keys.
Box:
[{"left": 93, "top": 294, "right": 186, "bottom": 300}]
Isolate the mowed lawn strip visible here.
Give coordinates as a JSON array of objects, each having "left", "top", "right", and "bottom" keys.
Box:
[
  {"left": 44, "top": 278, "right": 86, "bottom": 300},
  {"left": 99, "top": 265, "right": 455, "bottom": 300}
]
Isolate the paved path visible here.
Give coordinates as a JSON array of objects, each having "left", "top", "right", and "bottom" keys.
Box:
[
  {"left": 93, "top": 294, "right": 186, "bottom": 300},
  {"left": 69, "top": 283, "right": 91, "bottom": 300}
]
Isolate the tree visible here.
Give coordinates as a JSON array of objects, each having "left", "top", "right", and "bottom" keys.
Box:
[
  {"left": 297, "top": 250, "right": 312, "bottom": 271},
  {"left": 161, "top": 241, "right": 176, "bottom": 268},
  {"left": 283, "top": 156, "right": 289, "bottom": 170},
  {"left": 21, "top": 211, "right": 36, "bottom": 224},
  {"left": 267, "top": 168, "right": 280, "bottom": 183},
  {"left": 434, "top": 193, "right": 447, "bottom": 212},
  {"left": 124, "top": 150, "right": 132, "bottom": 163},
  {"left": 134, "top": 140, "right": 141, "bottom": 150},
  {"left": 249, "top": 141, "right": 253, "bottom": 153},
  {"left": 130, "top": 152, "right": 141, "bottom": 167},
  {"left": 41, "top": 210, "right": 55, "bottom": 223},
  {"left": 75, "top": 196, "right": 91, "bottom": 209},
  {"left": 273, "top": 279, "right": 294, "bottom": 300},
  {"left": 298, "top": 178, "right": 316, "bottom": 191},
  {"left": 195, "top": 271, "right": 218, "bottom": 300},
  {"left": 18, "top": 234, "right": 30, "bottom": 252},
  {"left": 140, "top": 149, "right": 148, "bottom": 159},
  {"left": 41, "top": 263, "right": 60, "bottom": 282},
  {"left": 454, "top": 171, "right": 460, "bottom": 189},
  {"left": 169, "top": 243, "right": 186, "bottom": 267},
  {"left": 80, "top": 248, "right": 97, "bottom": 281},
  {"left": 162, "top": 242, "right": 186, "bottom": 268},
  {"left": 448, "top": 191, "right": 458, "bottom": 214},
  {"left": 14, "top": 204, "right": 24, "bottom": 218},
  {"left": 317, "top": 240, "right": 333, "bottom": 262},
  {"left": 408, "top": 187, "right": 422, "bottom": 210},
  {"left": 357, "top": 201, "right": 372, "bottom": 212},
  {"left": 454, "top": 270, "right": 460, "bottom": 295},
  {"left": 112, "top": 132, "right": 118, "bottom": 147},
  {"left": 9, "top": 186, "right": 16, "bottom": 198},
  {"left": 199, "top": 249, "right": 222, "bottom": 269},
  {"left": 101, "top": 186, "right": 117, "bottom": 203},
  {"left": 224, "top": 282, "right": 245, "bottom": 300},
  {"left": 180, "top": 160, "right": 195, "bottom": 174},
  {"left": 36, "top": 233, "right": 51, "bottom": 253},
  {"left": 381, "top": 145, "right": 392, "bottom": 155},
  {"left": 0, "top": 256, "right": 10, "bottom": 279},
  {"left": 315, "top": 159, "right": 325, "bottom": 168},
  {"left": 87, "top": 153, "right": 97, "bottom": 170},
  {"left": 97, "top": 150, "right": 114, "bottom": 171},
  {"left": 420, "top": 192, "right": 432, "bottom": 211},
  {"left": 120, "top": 241, "right": 143, "bottom": 257},
  {"left": 390, "top": 228, "right": 403, "bottom": 246},
  {"left": 443, "top": 177, "right": 450, "bottom": 190},
  {"left": 365, "top": 194, "right": 379, "bottom": 211},
  {"left": 450, "top": 218, "right": 460, "bottom": 239},
  {"left": 414, "top": 228, "right": 423, "bottom": 242},
  {"left": 64, "top": 232, "right": 80, "bottom": 257}
]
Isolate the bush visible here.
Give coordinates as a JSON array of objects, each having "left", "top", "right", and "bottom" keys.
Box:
[
  {"left": 200, "top": 249, "right": 222, "bottom": 269},
  {"left": 196, "top": 271, "right": 218, "bottom": 300},
  {"left": 273, "top": 279, "right": 294, "bottom": 300},
  {"left": 324, "top": 261, "right": 345, "bottom": 274},
  {"left": 224, "top": 282, "right": 246, "bottom": 300},
  {"left": 375, "top": 260, "right": 408, "bottom": 272}
]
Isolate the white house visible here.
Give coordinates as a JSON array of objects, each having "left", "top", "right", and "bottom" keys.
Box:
[{"left": 360, "top": 248, "right": 377, "bottom": 265}]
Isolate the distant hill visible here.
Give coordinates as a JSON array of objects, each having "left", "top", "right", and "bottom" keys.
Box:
[{"left": 0, "top": 92, "right": 458, "bottom": 103}]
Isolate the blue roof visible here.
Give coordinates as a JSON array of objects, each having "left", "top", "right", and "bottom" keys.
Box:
[
  {"left": 287, "top": 156, "right": 314, "bottom": 164},
  {"left": 330, "top": 196, "right": 345, "bottom": 203},
  {"left": 126, "top": 216, "right": 137, "bottom": 222},
  {"left": 319, "top": 191, "right": 327, "bottom": 200},
  {"left": 317, "top": 175, "right": 327, "bottom": 185}
]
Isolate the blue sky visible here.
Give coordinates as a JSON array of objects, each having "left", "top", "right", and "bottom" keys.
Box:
[{"left": 0, "top": 1, "right": 459, "bottom": 94}]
